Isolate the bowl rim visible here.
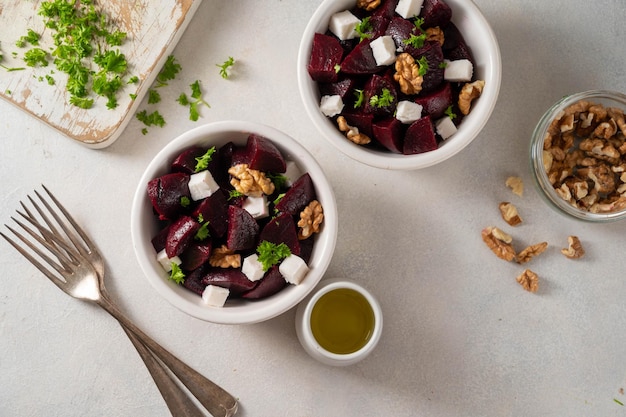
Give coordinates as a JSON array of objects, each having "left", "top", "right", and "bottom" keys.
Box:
[
  {"left": 130, "top": 120, "right": 338, "bottom": 324},
  {"left": 530, "top": 89, "right": 626, "bottom": 222},
  {"left": 296, "top": 0, "right": 502, "bottom": 170}
]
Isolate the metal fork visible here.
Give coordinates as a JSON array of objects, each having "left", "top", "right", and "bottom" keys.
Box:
[{"left": 1, "top": 186, "right": 239, "bottom": 417}]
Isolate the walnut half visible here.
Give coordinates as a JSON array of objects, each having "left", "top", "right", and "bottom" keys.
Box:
[
  {"left": 481, "top": 226, "right": 516, "bottom": 261},
  {"left": 209, "top": 245, "right": 241, "bottom": 268},
  {"left": 499, "top": 202, "right": 522, "bottom": 226},
  {"left": 298, "top": 200, "right": 324, "bottom": 240},
  {"left": 516, "top": 242, "right": 548, "bottom": 264},
  {"left": 516, "top": 269, "right": 539, "bottom": 293},
  {"left": 393, "top": 53, "right": 423, "bottom": 95},
  {"left": 561, "top": 235, "right": 585, "bottom": 259}
]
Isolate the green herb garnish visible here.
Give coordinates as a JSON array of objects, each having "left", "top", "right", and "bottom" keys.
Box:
[
  {"left": 178, "top": 80, "right": 210, "bottom": 121},
  {"left": 195, "top": 221, "right": 210, "bottom": 241},
  {"left": 180, "top": 196, "right": 191, "bottom": 208},
  {"left": 268, "top": 173, "right": 288, "bottom": 191},
  {"left": 354, "top": 89, "right": 364, "bottom": 108},
  {"left": 256, "top": 241, "right": 291, "bottom": 271},
  {"left": 194, "top": 146, "right": 216, "bottom": 172},
  {"left": 445, "top": 105, "right": 457, "bottom": 120},
  {"left": 369, "top": 88, "right": 394, "bottom": 108},
  {"left": 23, "top": 48, "right": 49, "bottom": 67},
  {"left": 169, "top": 263, "right": 185, "bottom": 284},
  {"left": 217, "top": 56, "right": 235, "bottom": 79},
  {"left": 155, "top": 55, "right": 181, "bottom": 87},
  {"left": 136, "top": 109, "right": 165, "bottom": 133},
  {"left": 417, "top": 56, "right": 429, "bottom": 76},
  {"left": 16, "top": 29, "right": 41, "bottom": 48},
  {"left": 355, "top": 16, "right": 373, "bottom": 41},
  {"left": 148, "top": 89, "right": 161, "bottom": 104},
  {"left": 403, "top": 33, "right": 427, "bottom": 49},
  {"left": 228, "top": 190, "right": 244, "bottom": 200}
]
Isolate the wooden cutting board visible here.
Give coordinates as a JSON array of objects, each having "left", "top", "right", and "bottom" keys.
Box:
[{"left": 0, "top": 0, "right": 202, "bottom": 148}]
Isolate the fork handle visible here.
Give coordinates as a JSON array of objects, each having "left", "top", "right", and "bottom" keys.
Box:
[
  {"left": 123, "top": 326, "right": 207, "bottom": 417},
  {"left": 96, "top": 297, "right": 239, "bottom": 417}
]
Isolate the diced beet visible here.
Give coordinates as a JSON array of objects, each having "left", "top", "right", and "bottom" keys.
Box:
[
  {"left": 421, "top": 0, "right": 452, "bottom": 28},
  {"left": 299, "top": 237, "right": 314, "bottom": 264},
  {"left": 443, "top": 24, "right": 475, "bottom": 64},
  {"left": 151, "top": 224, "right": 170, "bottom": 253},
  {"left": 366, "top": 15, "right": 391, "bottom": 39},
  {"left": 182, "top": 266, "right": 209, "bottom": 296},
  {"left": 275, "top": 173, "right": 316, "bottom": 215},
  {"left": 414, "top": 82, "right": 453, "bottom": 119},
  {"left": 226, "top": 205, "right": 259, "bottom": 251},
  {"left": 340, "top": 39, "right": 381, "bottom": 75},
  {"left": 372, "top": 117, "right": 404, "bottom": 153},
  {"left": 201, "top": 268, "right": 257, "bottom": 297},
  {"left": 385, "top": 16, "right": 419, "bottom": 50},
  {"left": 342, "top": 110, "right": 375, "bottom": 138},
  {"left": 371, "top": 0, "right": 400, "bottom": 19},
  {"left": 147, "top": 172, "right": 191, "bottom": 221},
  {"left": 171, "top": 146, "right": 206, "bottom": 174},
  {"left": 363, "top": 74, "right": 397, "bottom": 117},
  {"left": 180, "top": 241, "right": 212, "bottom": 271},
  {"left": 191, "top": 189, "right": 229, "bottom": 238},
  {"left": 319, "top": 78, "right": 358, "bottom": 103},
  {"left": 403, "top": 116, "right": 438, "bottom": 155},
  {"left": 415, "top": 41, "right": 444, "bottom": 92},
  {"left": 308, "top": 33, "right": 344, "bottom": 83},
  {"left": 240, "top": 134, "right": 286, "bottom": 173},
  {"left": 259, "top": 213, "right": 301, "bottom": 256},
  {"left": 166, "top": 216, "right": 200, "bottom": 258},
  {"left": 241, "top": 266, "right": 287, "bottom": 300}
]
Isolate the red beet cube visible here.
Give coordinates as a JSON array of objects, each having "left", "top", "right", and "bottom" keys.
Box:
[
  {"left": 403, "top": 116, "right": 438, "bottom": 155},
  {"left": 240, "top": 134, "right": 286, "bottom": 173},
  {"left": 166, "top": 215, "right": 200, "bottom": 258},
  {"left": 226, "top": 205, "right": 259, "bottom": 251},
  {"left": 147, "top": 172, "right": 191, "bottom": 221},
  {"left": 259, "top": 213, "right": 301, "bottom": 256},
  {"left": 242, "top": 266, "right": 287, "bottom": 300},
  {"left": 373, "top": 117, "right": 404, "bottom": 153},
  {"left": 275, "top": 173, "right": 316, "bottom": 215},
  {"left": 308, "top": 33, "right": 344, "bottom": 83}
]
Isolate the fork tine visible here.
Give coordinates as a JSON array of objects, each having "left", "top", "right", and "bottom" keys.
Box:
[
  {"left": 1, "top": 228, "right": 68, "bottom": 291},
  {"left": 41, "top": 185, "right": 97, "bottom": 255}
]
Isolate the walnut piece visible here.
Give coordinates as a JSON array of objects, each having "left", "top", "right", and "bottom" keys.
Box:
[
  {"left": 228, "top": 164, "right": 275, "bottom": 197},
  {"left": 458, "top": 80, "right": 485, "bottom": 115},
  {"left": 561, "top": 235, "right": 585, "bottom": 259},
  {"left": 425, "top": 27, "right": 444, "bottom": 46},
  {"left": 499, "top": 202, "right": 522, "bottom": 226},
  {"left": 356, "top": 0, "right": 381, "bottom": 11},
  {"left": 481, "top": 226, "right": 516, "bottom": 261},
  {"left": 209, "top": 245, "right": 241, "bottom": 268},
  {"left": 297, "top": 200, "right": 324, "bottom": 240},
  {"left": 337, "top": 116, "right": 371, "bottom": 145},
  {"left": 516, "top": 269, "right": 539, "bottom": 293},
  {"left": 505, "top": 176, "right": 524, "bottom": 197},
  {"left": 516, "top": 242, "right": 548, "bottom": 264},
  {"left": 393, "top": 53, "right": 423, "bottom": 95}
]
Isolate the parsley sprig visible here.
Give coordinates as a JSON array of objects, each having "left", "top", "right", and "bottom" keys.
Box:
[
  {"left": 177, "top": 80, "right": 210, "bottom": 121},
  {"left": 369, "top": 88, "right": 395, "bottom": 108},
  {"left": 194, "top": 146, "right": 217, "bottom": 172},
  {"left": 217, "top": 56, "right": 235, "bottom": 79},
  {"left": 355, "top": 17, "right": 373, "bottom": 42},
  {"left": 169, "top": 263, "right": 185, "bottom": 284},
  {"left": 256, "top": 241, "right": 291, "bottom": 271}
]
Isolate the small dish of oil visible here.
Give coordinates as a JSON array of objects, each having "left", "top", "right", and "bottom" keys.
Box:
[{"left": 295, "top": 278, "right": 382, "bottom": 366}]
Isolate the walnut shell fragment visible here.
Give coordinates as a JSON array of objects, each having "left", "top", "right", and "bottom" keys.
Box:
[
  {"left": 481, "top": 226, "right": 516, "bottom": 261},
  {"left": 516, "top": 242, "right": 548, "bottom": 264},
  {"left": 561, "top": 235, "right": 585, "bottom": 259},
  {"left": 516, "top": 269, "right": 539, "bottom": 293}
]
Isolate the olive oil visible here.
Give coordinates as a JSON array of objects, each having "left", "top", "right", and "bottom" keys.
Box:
[{"left": 310, "top": 288, "right": 375, "bottom": 354}]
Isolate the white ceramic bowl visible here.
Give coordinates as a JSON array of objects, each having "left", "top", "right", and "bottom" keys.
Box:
[
  {"left": 295, "top": 278, "right": 383, "bottom": 366},
  {"left": 297, "top": 0, "right": 502, "bottom": 170},
  {"left": 130, "top": 121, "right": 338, "bottom": 324}
]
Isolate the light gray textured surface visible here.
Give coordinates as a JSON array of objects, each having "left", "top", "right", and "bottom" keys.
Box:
[{"left": 2, "top": 0, "right": 626, "bottom": 416}]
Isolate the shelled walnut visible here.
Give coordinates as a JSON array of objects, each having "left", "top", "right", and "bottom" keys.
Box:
[
  {"left": 516, "top": 269, "right": 539, "bottom": 293},
  {"left": 481, "top": 226, "right": 516, "bottom": 261},
  {"left": 499, "top": 202, "right": 522, "bottom": 226},
  {"left": 561, "top": 236, "right": 585, "bottom": 259},
  {"left": 209, "top": 245, "right": 241, "bottom": 268},
  {"left": 228, "top": 164, "right": 275, "bottom": 197},
  {"left": 298, "top": 200, "right": 324, "bottom": 240},
  {"left": 516, "top": 242, "right": 548, "bottom": 264}
]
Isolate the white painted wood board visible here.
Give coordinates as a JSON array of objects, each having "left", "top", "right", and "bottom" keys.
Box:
[{"left": 0, "top": 0, "right": 202, "bottom": 148}]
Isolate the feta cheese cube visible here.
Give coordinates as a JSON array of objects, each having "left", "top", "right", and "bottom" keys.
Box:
[
  {"left": 279, "top": 255, "right": 310, "bottom": 285},
  {"left": 370, "top": 35, "right": 396, "bottom": 66},
  {"left": 320, "top": 95, "right": 344, "bottom": 117},
  {"left": 395, "top": 100, "right": 423, "bottom": 124},
  {"left": 242, "top": 254, "right": 265, "bottom": 282},
  {"left": 188, "top": 170, "right": 220, "bottom": 201},
  {"left": 284, "top": 161, "right": 302, "bottom": 187},
  {"left": 156, "top": 249, "right": 181, "bottom": 272},
  {"left": 395, "top": 0, "right": 424, "bottom": 19},
  {"left": 243, "top": 195, "right": 269, "bottom": 219},
  {"left": 435, "top": 116, "right": 458, "bottom": 140},
  {"left": 444, "top": 59, "right": 474, "bottom": 82},
  {"left": 328, "top": 10, "right": 360, "bottom": 40},
  {"left": 201, "top": 285, "right": 230, "bottom": 307}
]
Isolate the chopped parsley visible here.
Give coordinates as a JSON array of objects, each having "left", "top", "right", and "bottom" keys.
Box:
[
  {"left": 148, "top": 89, "right": 161, "bottom": 104},
  {"left": 194, "top": 146, "right": 217, "bottom": 171},
  {"left": 228, "top": 190, "right": 244, "bottom": 200},
  {"left": 417, "top": 56, "right": 429, "bottom": 76},
  {"left": 194, "top": 221, "right": 210, "bottom": 241},
  {"left": 256, "top": 241, "right": 291, "bottom": 271},
  {"left": 403, "top": 33, "right": 427, "bottom": 49},
  {"left": 369, "top": 88, "right": 395, "bottom": 108},
  {"left": 136, "top": 109, "right": 165, "bottom": 134},
  {"left": 268, "top": 173, "right": 288, "bottom": 191},
  {"left": 355, "top": 16, "right": 373, "bottom": 41},
  {"left": 23, "top": 48, "right": 49, "bottom": 67},
  {"left": 169, "top": 263, "right": 185, "bottom": 284},
  {"left": 217, "top": 56, "right": 235, "bottom": 79},
  {"left": 155, "top": 55, "right": 181, "bottom": 88},
  {"left": 177, "top": 80, "right": 210, "bottom": 121},
  {"left": 445, "top": 105, "right": 457, "bottom": 120},
  {"left": 16, "top": 29, "right": 41, "bottom": 48},
  {"left": 354, "top": 89, "right": 365, "bottom": 108},
  {"left": 180, "top": 196, "right": 191, "bottom": 208}
]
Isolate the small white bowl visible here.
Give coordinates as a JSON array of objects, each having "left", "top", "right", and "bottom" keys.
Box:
[
  {"left": 130, "top": 121, "right": 338, "bottom": 324},
  {"left": 297, "top": 0, "right": 502, "bottom": 170},
  {"left": 295, "top": 279, "right": 383, "bottom": 366}
]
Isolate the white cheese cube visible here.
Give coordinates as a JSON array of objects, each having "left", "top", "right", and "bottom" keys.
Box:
[
  {"left": 319, "top": 95, "right": 344, "bottom": 117},
  {"left": 188, "top": 170, "right": 220, "bottom": 201},
  {"left": 370, "top": 35, "right": 397, "bottom": 66},
  {"left": 328, "top": 10, "right": 360, "bottom": 40},
  {"left": 242, "top": 195, "right": 269, "bottom": 219},
  {"left": 156, "top": 249, "right": 181, "bottom": 272},
  {"left": 242, "top": 254, "right": 265, "bottom": 282},
  {"left": 395, "top": 100, "right": 423, "bottom": 124},
  {"left": 284, "top": 161, "right": 302, "bottom": 187},
  {"left": 395, "top": 0, "right": 424, "bottom": 19},
  {"left": 444, "top": 59, "right": 474, "bottom": 82},
  {"left": 201, "top": 285, "right": 230, "bottom": 307},
  {"left": 435, "top": 116, "right": 458, "bottom": 140},
  {"left": 279, "top": 255, "right": 310, "bottom": 285}
]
